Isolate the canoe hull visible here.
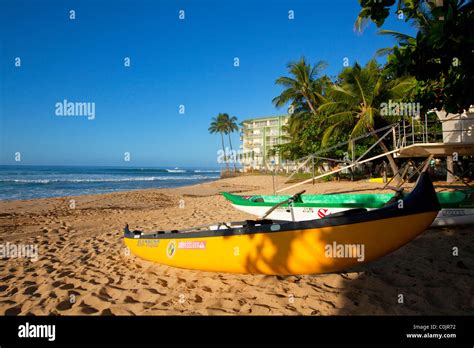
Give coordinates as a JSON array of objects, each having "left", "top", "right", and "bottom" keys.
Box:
[
  {"left": 229, "top": 203, "right": 474, "bottom": 227},
  {"left": 432, "top": 208, "right": 474, "bottom": 226},
  {"left": 124, "top": 173, "right": 440, "bottom": 275},
  {"left": 124, "top": 211, "right": 437, "bottom": 275}
]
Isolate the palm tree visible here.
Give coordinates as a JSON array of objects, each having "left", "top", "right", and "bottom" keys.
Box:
[
  {"left": 208, "top": 114, "right": 229, "bottom": 171},
  {"left": 272, "top": 57, "right": 328, "bottom": 117},
  {"left": 354, "top": 0, "right": 434, "bottom": 34},
  {"left": 220, "top": 113, "right": 239, "bottom": 171},
  {"left": 318, "top": 59, "right": 415, "bottom": 182},
  {"left": 371, "top": 4, "right": 433, "bottom": 58}
]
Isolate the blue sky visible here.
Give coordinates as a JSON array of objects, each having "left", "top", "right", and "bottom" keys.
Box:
[{"left": 0, "top": 0, "right": 414, "bottom": 167}]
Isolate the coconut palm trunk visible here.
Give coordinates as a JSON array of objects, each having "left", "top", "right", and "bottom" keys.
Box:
[
  {"left": 221, "top": 133, "right": 229, "bottom": 171},
  {"left": 303, "top": 92, "right": 318, "bottom": 116},
  {"left": 227, "top": 133, "right": 237, "bottom": 171}
]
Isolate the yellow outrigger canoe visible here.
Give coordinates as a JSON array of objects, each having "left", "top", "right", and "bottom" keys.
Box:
[{"left": 123, "top": 173, "right": 440, "bottom": 275}]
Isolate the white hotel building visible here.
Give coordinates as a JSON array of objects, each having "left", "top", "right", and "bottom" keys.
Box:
[{"left": 240, "top": 115, "right": 290, "bottom": 171}]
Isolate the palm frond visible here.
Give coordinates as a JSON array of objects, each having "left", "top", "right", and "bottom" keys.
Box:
[
  {"left": 350, "top": 118, "right": 370, "bottom": 140},
  {"left": 374, "top": 47, "right": 394, "bottom": 57},
  {"left": 354, "top": 8, "right": 371, "bottom": 33},
  {"left": 321, "top": 122, "right": 343, "bottom": 147},
  {"left": 325, "top": 110, "right": 356, "bottom": 125},
  {"left": 317, "top": 101, "right": 346, "bottom": 114},
  {"left": 378, "top": 29, "right": 414, "bottom": 42},
  {"left": 388, "top": 77, "right": 416, "bottom": 98},
  {"left": 275, "top": 76, "right": 298, "bottom": 88}
]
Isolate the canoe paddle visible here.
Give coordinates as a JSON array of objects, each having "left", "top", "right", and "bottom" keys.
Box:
[{"left": 259, "top": 190, "right": 306, "bottom": 221}]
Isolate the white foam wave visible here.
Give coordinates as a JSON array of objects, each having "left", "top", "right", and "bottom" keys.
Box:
[{"left": 1, "top": 175, "right": 219, "bottom": 184}]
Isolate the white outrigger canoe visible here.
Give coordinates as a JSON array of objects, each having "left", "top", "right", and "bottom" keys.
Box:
[{"left": 222, "top": 189, "right": 474, "bottom": 227}]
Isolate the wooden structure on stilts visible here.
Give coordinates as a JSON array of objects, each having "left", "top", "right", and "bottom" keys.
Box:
[{"left": 275, "top": 107, "right": 474, "bottom": 193}]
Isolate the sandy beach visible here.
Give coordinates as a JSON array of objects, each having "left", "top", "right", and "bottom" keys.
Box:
[{"left": 0, "top": 175, "right": 473, "bottom": 315}]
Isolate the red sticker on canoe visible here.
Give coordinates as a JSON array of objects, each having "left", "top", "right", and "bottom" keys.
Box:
[{"left": 317, "top": 208, "right": 328, "bottom": 218}]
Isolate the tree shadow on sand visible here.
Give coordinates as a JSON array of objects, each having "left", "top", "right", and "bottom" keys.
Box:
[
  {"left": 330, "top": 225, "right": 474, "bottom": 315},
  {"left": 230, "top": 222, "right": 473, "bottom": 315}
]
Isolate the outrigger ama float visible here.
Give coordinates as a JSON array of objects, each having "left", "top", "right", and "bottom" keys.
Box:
[{"left": 123, "top": 173, "right": 440, "bottom": 275}]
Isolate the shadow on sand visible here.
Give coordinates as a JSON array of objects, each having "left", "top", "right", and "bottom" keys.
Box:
[
  {"left": 236, "top": 222, "right": 473, "bottom": 315},
  {"left": 329, "top": 224, "right": 473, "bottom": 315}
]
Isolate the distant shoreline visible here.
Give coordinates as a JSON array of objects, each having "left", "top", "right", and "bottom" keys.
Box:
[
  {"left": 0, "top": 178, "right": 222, "bottom": 203},
  {"left": 0, "top": 165, "right": 222, "bottom": 201}
]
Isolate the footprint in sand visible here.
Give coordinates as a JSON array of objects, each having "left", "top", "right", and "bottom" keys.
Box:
[
  {"left": 23, "top": 285, "right": 38, "bottom": 295},
  {"left": 4, "top": 305, "right": 22, "bottom": 315},
  {"left": 56, "top": 300, "right": 74, "bottom": 311},
  {"left": 161, "top": 300, "right": 173, "bottom": 307},
  {"left": 156, "top": 278, "right": 168, "bottom": 287},
  {"left": 101, "top": 308, "right": 114, "bottom": 315},
  {"left": 98, "top": 288, "right": 113, "bottom": 300},
  {"left": 6, "top": 288, "right": 18, "bottom": 296},
  {"left": 49, "top": 291, "right": 58, "bottom": 299},
  {"left": 1, "top": 275, "right": 15, "bottom": 282},
  {"left": 124, "top": 295, "right": 139, "bottom": 304},
  {"left": 57, "top": 270, "right": 74, "bottom": 278},
  {"left": 194, "top": 294, "right": 203, "bottom": 303},
  {"left": 81, "top": 305, "right": 99, "bottom": 314},
  {"left": 59, "top": 283, "right": 74, "bottom": 290},
  {"left": 145, "top": 288, "right": 166, "bottom": 296}
]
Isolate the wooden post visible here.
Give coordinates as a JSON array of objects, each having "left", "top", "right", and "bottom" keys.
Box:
[
  {"left": 272, "top": 169, "right": 276, "bottom": 194},
  {"left": 446, "top": 156, "right": 455, "bottom": 183},
  {"left": 393, "top": 126, "right": 397, "bottom": 149},
  {"left": 312, "top": 156, "right": 315, "bottom": 185},
  {"left": 351, "top": 140, "right": 355, "bottom": 163},
  {"left": 402, "top": 119, "right": 406, "bottom": 146}
]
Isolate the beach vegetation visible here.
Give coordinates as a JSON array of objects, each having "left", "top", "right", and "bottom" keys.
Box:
[
  {"left": 355, "top": 0, "right": 474, "bottom": 113},
  {"left": 318, "top": 59, "right": 416, "bottom": 179},
  {"left": 209, "top": 114, "right": 229, "bottom": 171},
  {"left": 272, "top": 0, "right": 472, "bottom": 180},
  {"left": 209, "top": 113, "right": 240, "bottom": 171}
]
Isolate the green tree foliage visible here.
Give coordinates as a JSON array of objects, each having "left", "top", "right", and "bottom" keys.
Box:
[
  {"left": 220, "top": 113, "right": 239, "bottom": 170},
  {"left": 273, "top": 57, "right": 329, "bottom": 116},
  {"left": 356, "top": 0, "right": 474, "bottom": 113},
  {"left": 209, "top": 113, "right": 231, "bottom": 170},
  {"left": 273, "top": 57, "right": 333, "bottom": 160},
  {"left": 319, "top": 59, "right": 416, "bottom": 178}
]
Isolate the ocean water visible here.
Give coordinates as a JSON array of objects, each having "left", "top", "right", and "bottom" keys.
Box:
[{"left": 0, "top": 166, "right": 221, "bottom": 201}]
